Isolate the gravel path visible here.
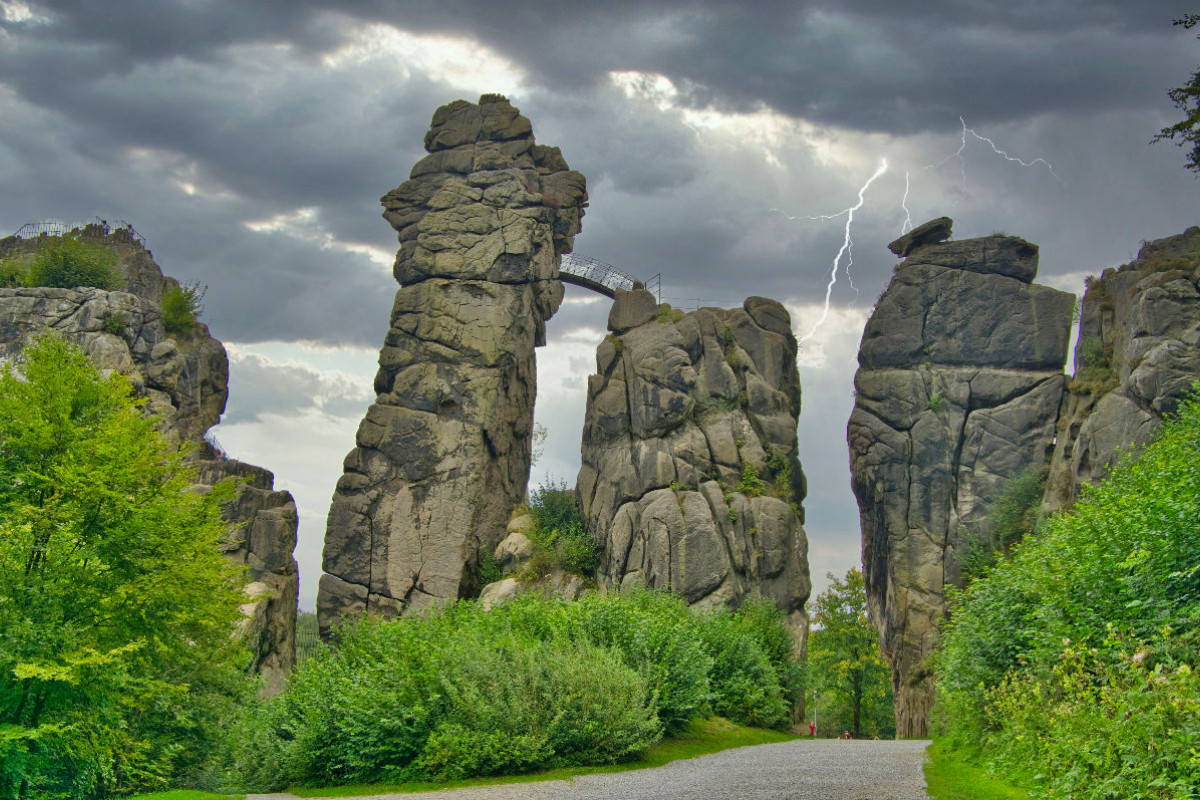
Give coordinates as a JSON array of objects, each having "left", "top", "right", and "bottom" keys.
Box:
[{"left": 249, "top": 739, "right": 932, "bottom": 800}]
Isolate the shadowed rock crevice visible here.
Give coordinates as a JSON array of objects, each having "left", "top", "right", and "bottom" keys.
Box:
[
  {"left": 318, "top": 96, "right": 587, "bottom": 635},
  {"left": 848, "top": 219, "right": 1074, "bottom": 737}
]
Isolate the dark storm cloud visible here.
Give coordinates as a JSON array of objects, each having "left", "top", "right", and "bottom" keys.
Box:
[{"left": 7, "top": 0, "right": 1196, "bottom": 135}]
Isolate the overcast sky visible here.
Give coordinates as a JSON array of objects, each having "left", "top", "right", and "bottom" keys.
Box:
[{"left": 3, "top": 1, "right": 1198, "bottom": 611}]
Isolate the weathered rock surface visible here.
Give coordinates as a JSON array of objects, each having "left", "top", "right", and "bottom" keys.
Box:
[
  {"left": 318, "top": 96, "right": 586, "bottom": 635},
  {"left": 1044, "top": 226, "right": 1200, "bottom": 512},
  {"left": 196, "top": 458, "right": 299, "bottom": 696},
  {"left": 0, "top": 225, "right": 299, "bottom": 693},
  {"left": 849, "top": 221, "right": 1074, "bottom": 737},
  {"left": 579, "top": 290, "right": 810, "bottom": 638}
]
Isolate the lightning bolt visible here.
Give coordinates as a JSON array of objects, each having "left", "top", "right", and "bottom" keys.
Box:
[
  {"left": 900, "top": 171, "right": 913, "bottom": 234},
  {"left": 929, "top": 116, "right": 1062, "bottom": 186},
  {"left": 791, "top": 157, "right": 889, "bottom": 344}
]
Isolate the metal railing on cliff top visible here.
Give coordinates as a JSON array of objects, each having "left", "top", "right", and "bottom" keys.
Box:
[{"left": 10, "top": 217, "right": 147, "bottom": 249}]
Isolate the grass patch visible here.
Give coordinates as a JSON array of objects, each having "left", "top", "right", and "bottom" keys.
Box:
[
  {"left": 924, "top": 741, "right": 1031, "bottom": 800},
  {"left": 287, "top": 717, "right": 796, "bottom": 797}
]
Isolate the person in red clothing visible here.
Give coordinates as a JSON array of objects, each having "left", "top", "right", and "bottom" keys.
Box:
[
  {"left": 808, "top": 721, "right": 816, "bottom": 737},
  {"left": 843, "top": 730, "right": 852, "bottom": 739}
]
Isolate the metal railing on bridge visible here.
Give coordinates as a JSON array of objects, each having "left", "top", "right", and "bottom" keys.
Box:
[{"left": 559, "top": 252, "right": 659, "bottom": 301}]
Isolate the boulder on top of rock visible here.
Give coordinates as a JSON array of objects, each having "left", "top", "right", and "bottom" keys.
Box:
[
  {"left": 888, "top": 216, "right": 953, "bottom": 257},
  {"left": 608, "top": 287, "right": 659, "bottom": 333}
]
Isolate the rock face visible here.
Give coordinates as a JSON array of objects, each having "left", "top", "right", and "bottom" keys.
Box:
[
  {"left": 848, "top": 222, "right": 1074, "bottom": 737},
  {"left": 579, "top": 291, "right": 810, "bottom": 636},
  {"left": 1044, "top": 226, "right": 1200, "bottom": 512},
  {"left": 318, "top": 96, "right": 586, "bottom": 634},
  {"left": 0, "top": 224, "right": 299, "bottom": 693}
]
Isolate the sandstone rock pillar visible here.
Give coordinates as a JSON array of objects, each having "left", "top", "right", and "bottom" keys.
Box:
[
  {"left": 318, "top": 96, "right": 586, "bottom": 634},
  {"left": 579, "top": 292, "right": 810, "bottom": 635},
  {"left": 848, "top": 221, "right": 1073, "bottom": 737}
]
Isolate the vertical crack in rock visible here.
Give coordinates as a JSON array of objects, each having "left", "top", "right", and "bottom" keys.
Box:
[
  {"left": 581, "top": 291, "right": 811, "bottom": 650},
  {"left": 318, "top": 96, "right": 587, "bottom": 636},
  {"left": 848, "top": 219, "right": 1074, "bottom": 737},
  {"left": 1044, "top": 226, "right": 1200, "bottom": 514},
  {"left": 0, "top": 224, "right": 300, "bottom": 695}
]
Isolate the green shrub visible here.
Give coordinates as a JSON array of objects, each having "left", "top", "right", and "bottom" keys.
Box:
[
  {"left": 569, "top": 590, "right": 713, "bottom": 733},
  {"left": 0, "top": 257, "right": 27, "bottom": 287},
  {"left": 737, "top": 464, "right": 766, "bottom": 498},
  {"left": 526, "top": 480, "right": 598, "bottom": 577},
  {"left": 960, "top": 467, "right": 1047, "bottom": 584},
  {"left": 163, "top": 282, "right": 206, "bottom": 334},
  {"left": 231, "top": 598, "right": 662, "bottom": 789},
  {"left": 25, "top": 237, "right": 118, "bottom": 289},
  {"left": 102, "top": 313, "right": 127, "bottom": 335},
  {"left": 1078, "top": 336, "right": 1106, "bottom": 368},
  {"left": 656, "top": 303, "right": 684, "bottom": 324},
  {"left": 937, "top": 387, "right": 1200, "bottom": 796},
  {"left": 695, "top": 609, "right": 790, "bottom": 729}
]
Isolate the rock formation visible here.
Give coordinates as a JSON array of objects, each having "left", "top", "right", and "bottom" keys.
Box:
[
  {"left": 318, "top": 96, "right": 587, "bottom": 634},
  {"left": 848, "top": 221, "right": 1074, "bottom": 737},
  {"left": 0, "top": 223, "right": 299, "bottom": 693},
  {"left": 1044, "top": 226, "right": 1200, "bottom": 512},
  {"left": 579, "top": 290, "right": 810, "bottom": 637}
]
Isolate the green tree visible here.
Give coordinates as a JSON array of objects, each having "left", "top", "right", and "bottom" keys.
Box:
[
  {"left": 1153, "top": 14, "right": 1200, "bottom": 175},
  {"left": 0, "top": 335, "right": 251, "bottom": 798},
  {"left": 808, "top": 568, "right": 893, "bottom": 738}
]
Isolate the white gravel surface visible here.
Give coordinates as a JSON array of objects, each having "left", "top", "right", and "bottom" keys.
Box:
[{"left": 250, "top": 738, "right": 932, "bottom": 800}]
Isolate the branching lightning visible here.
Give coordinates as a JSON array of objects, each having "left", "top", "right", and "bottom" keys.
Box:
[
  {"left": 790, "top": 157, "right": 889, "bottom": 344},
  {"left": 766, "top": 116, "right": 1057, "bottom": 346},
  {"left": 929, "top": 116, "right": 1062, "bottom": 186}
]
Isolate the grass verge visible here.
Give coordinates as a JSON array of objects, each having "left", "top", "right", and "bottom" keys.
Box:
[
  {"left": 924, "top": 740, "right": 1031, "bottom": 800},
  {"left": 289, "top": 717, "right": 797, "bottom": 797}
]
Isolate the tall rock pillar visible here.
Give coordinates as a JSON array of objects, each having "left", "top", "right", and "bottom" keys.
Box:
[
  {"left": 318, "top": 96, "right": 587, "bottom": 633},
  {"left": 848, "top": 219, "right": 1074, "bottom": 737},
  {"left": 579, "top": 292, "right": 810, "bottom": 638}
]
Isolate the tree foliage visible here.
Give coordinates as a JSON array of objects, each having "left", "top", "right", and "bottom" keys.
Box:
[
  {"left": 1153, "top": 14, "right": 1200, "bottom": 175},
  {"left": 807, "top": 569, "right": 893, "bottom": 738},
  {"left": 0, "top": 336, "right": 251, "bottom": 798}
]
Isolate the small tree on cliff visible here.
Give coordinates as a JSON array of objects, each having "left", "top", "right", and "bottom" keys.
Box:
[
  {"left": 808, "top": 568, "right": 893, "bottom": 738},
  {"left": 0, "top": 335, "right": 251, "bottom": 798},
  {"left": 1153, "top": 14, "right": 1200, "bottom": 175}
]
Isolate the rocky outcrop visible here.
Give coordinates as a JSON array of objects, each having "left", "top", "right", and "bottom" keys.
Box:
[
  {"left": 196, "top": 458, "right": 299, "bottom": 696},
  {"left": 0, "top": 224, "right": 299, "bottom": 693},
  {"left": 848, "top": 221, "right": 1074, "bottom": 737},
  {"left": 579, "top": 290, "right": 810, "bottom": 636},
  {"left": 318, "top": 96, "right": 587, "bottom": 634},
  {"left": 1044, "top": 227, "right": 1200, "bottom": 513}
]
